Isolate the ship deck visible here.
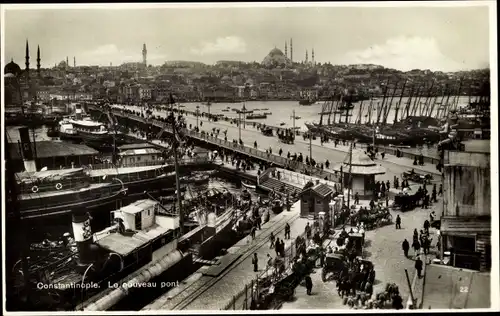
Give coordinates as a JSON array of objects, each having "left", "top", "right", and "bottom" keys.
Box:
[
  {"left": 18, "top": 182, "right": 112, "bottom": 200},
  {"left": 89, "top": 165, "right": 166, "bottom": 177},
  {"left": 95, "top": 223, "right": 172, "bottom": 256}
]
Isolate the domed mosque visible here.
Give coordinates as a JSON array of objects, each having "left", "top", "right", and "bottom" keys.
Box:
[
  {"left": 4, "top": 59, "right": 22, "bottom": 77},
  {"left": 261, "top": 47, "right": 291, "bottom": 68}
]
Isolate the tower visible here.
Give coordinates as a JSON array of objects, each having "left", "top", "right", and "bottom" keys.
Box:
[
  {"left": 290, "top": 38, "right": 293, "bottom": 63},
  {"left": 25, "top": 40, "right": 30, "bottom": 72},
  {"left": 305, "top": 49, "right": 308, "bottom": 64},
  {"left": 312, "top": 48, "right": 315, "bottom": 65},
  {"left": 74, "top": 56, "right": 76, "bottom": 67},
  {"left": 36, "top": 45, "right": 41, "bottom": 76},
  {"left": 285, "top": 41, "right": 288, "bottom": 58},
  {"left": 66, "top": 56, "right": 69, "bottom": 68},
  {"left": 142, "top": 43, "right": 147, "bottom": 66}
]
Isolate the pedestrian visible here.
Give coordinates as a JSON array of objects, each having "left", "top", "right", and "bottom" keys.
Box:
[
  {"left": 438, "top": 184, "right": 443, "bottom": 196},
  {"left": 412, "top": 239, "right": 421, "bottom": 256},
  {"left": 275, "top": 237, "right": 281, "bottom": 256},
  {"left": 354, "top": 192, "right": 359, "bottom": 204},
  {"left": 415, "top": 256, "right": 423, "bottom": 278},
  {"left": 424, "top": 220, "right": 430, "bottom": 233},
  {"left": 279, "top": 239, "right": 285, "bottom": 257},
  {"left": 402, "top": 239, "right": 410, "bottom": 257},
  {"left": 305, "top": 222, "right": 312, "bottom": 239},
  {"left": 413, "top": 228, "right": 419, "bottom": 240},
  {"left": 284, "top": 223, "right": 291, "bottom": 239},
  {"left": 305, "top": 274, "right": 313, "bottom": 295},
  {"left": 385, "top": 195, "right": 389, "bottom": 208},
  {"left": 250, "top": 225, "right": 256, "bottom": 240},
  {"left": 252, "top": 253, "right": 258, "bottom": 272},
  {"left": 386, "top": 180, "right": 391, "bottom": 190},
  {"left": 395, "top": 215, "right": 401, "bottom": 229},
  {"left": 381, "top": 152, "right": 385, "bottom": 159},
  {"left": 266, "top": 254, "right": 273, "bottom": 270},
  {"left": 269, "top": 232, "right": 275, "bottom": 248}
]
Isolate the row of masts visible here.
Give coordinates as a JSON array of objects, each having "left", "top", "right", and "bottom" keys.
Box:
[{"left": 318, "top": 78, "right": 490, "bottom": 127}]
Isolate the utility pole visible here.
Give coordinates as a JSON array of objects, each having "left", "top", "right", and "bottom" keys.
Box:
[
  {"left": 346, "top": 142, "right": 353, "bottom": 208},
  {"left": 196, "top": 105, "right": 199, "bottom": 129},
  {"left": 238, "top": 111, "right": 242, "bottom": 141},
  {"left": 309, "top": 133, "right": 313, "bottom": 161}
]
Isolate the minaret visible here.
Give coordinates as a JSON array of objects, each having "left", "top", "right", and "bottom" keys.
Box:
[
  {"left": 66, "top": 56, "right": 69, "bottom": 69},
  {"left": 305, "top": 50, "right": 308, "bottom": 64},
  {"left": 36, "top": 45, "right": 41, "bottom": 76},
  {"left": 74, "top": 56, "right": 76, "bottom": 67},
  {"left": 285, "top": 41, "right": 288, "bottom": 58},
  {"left": 290, "top": 38, "right": 293, "bottom": 63},
  {"left": 25, "top": 40, "right": 30, "bottom": 73},
  {"left": 312, "top": 48, "right": 315, "bottom": 65},
  {"left": 142, "top": 43, "right": 147, "bottom": 66}
]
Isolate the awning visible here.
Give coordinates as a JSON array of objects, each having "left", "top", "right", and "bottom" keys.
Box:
[{"left": 440, "top": 217, "right": 491, "bottom": 234}]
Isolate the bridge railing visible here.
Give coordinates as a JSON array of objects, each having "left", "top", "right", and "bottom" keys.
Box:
[
  {"left": 95, "top": 105, "right": 441, "bottom": 166},
  {"left": 106, "top": 109, "right": 341, "bottom": 179}
]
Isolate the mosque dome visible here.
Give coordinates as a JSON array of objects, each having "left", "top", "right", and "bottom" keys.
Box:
[
  {"left": 4, "top": 60, "right": 22, "bottom": 76},
  {"left": 261, "top": 48, "right": 290, "bottom": 68}
]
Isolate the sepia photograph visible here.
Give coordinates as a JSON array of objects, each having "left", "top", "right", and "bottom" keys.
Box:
[{"left": 1, "top": 1, "right": 497, "bottom": 313}]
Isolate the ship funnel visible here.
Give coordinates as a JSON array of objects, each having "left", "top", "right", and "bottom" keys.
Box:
[
  {"left": 75, "top": 104, "right": 83, "bottom": 120},
  {"left": 72, "top": 213, "right": 94, "bottom": 265},
  {"left": 18, "top": 127, "right": 37, "bottom": 172}
]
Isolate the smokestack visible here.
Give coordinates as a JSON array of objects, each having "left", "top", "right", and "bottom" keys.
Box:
[
  {"left": 18, "top": 127, "right": 37, "bottom": 172},
  {"left": 72, "top": 213, "right": 94, "bottom": 265},
  {"left": 75, "top": 104, "right": 83, "bottom": 119}
]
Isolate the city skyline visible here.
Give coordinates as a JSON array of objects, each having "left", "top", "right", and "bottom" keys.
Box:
[{"left": 2, "top": 3, "right": 493, "bottom": 72}]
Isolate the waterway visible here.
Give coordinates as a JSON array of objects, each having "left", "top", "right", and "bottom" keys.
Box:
[{"left": 175, "top": 97, "right": 471, "bottom": 132}]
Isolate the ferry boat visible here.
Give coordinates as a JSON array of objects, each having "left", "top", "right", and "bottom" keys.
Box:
[
  {"left": 14, "top": 168, "right": 127, "bottom": 220},
  {"left": 58, "top": 105, "right": 112, "bottom": 146},
  {"left": 246, "top": 113, "right": 267, "bottom": 120}
]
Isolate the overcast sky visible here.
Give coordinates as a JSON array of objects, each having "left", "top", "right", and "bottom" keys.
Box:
[{"left": 2, "top": 3, "right": 492, "bottom": 72}]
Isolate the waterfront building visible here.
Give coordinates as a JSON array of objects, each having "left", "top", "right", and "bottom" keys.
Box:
[{"left": 440, "top": 147, "right": 491, "bottom": 272}]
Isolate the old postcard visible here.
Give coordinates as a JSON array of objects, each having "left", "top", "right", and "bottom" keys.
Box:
[{"left": 1, "top": 1, "right": 497, "bottom": 314}]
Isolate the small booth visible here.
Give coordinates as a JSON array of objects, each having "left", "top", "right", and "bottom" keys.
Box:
[
  {"left": 333, "top": 149, "right": 386, "bottom": 199},
  {"left": 299, "top": 182, "right": 334, "bottom": 219}
]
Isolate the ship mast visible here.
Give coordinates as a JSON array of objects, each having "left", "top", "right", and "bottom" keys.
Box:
[
  {"left": 376, "top": 79, "right": 390, "bottom": 124},
  {"left": 169, "top": 94, "right": 185, "bottom": 235},
  {"left": 393, "top": 79, "right": 407, "bottom": 124},
  {"left": 382, "top": 81, "right": 399, "bottom": 125}
]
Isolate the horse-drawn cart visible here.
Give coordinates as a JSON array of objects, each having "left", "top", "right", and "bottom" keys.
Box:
[
  {"left": 402, "top": 169, "right": 433, "bottom": 184},
  {"left": 352, "top": 207, "right": 393, "bottom": 230}
]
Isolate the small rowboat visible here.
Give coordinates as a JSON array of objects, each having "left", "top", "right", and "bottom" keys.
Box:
[{"left": 241, "top": 181, "right": 256, "bottom": 190}]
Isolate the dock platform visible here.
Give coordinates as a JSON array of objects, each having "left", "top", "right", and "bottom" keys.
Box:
[{"left": 142, "top": 201, "right": 309, "bottom": 311}]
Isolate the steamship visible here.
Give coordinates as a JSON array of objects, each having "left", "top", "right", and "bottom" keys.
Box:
[
  {"left": 12, "top": 127, "right": 179, "bottom": 220},
  {"left": 58, "top": 105, "right": 113, "bottom": 146}
]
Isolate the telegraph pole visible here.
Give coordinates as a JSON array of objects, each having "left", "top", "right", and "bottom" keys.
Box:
[
  {"left": 196, "top": 105, "right": 199, "bottom": 129},
  {"left": 309, "top": 133, "right": 313, "bottom": 161},
  {"left": 238, "top": 111, "right": 242, "bottom": 141},
  {"left": 346, "top": 142, "right": 353, "bottom": 208}
]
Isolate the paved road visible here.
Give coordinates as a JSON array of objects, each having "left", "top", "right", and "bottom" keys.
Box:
[{"left": 280, "top": 197, "right": 441, "bottom": 310}]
